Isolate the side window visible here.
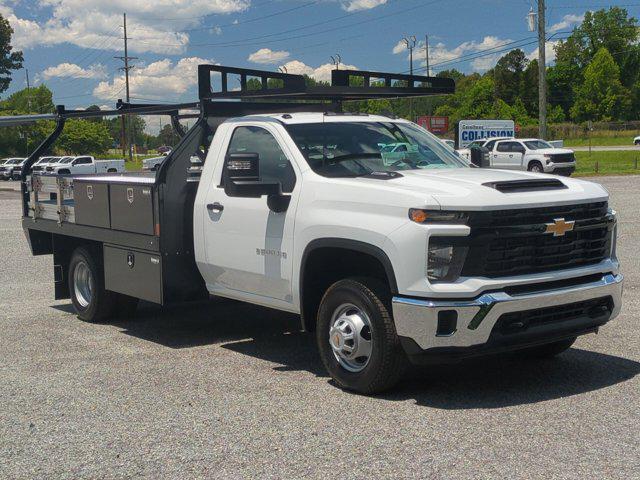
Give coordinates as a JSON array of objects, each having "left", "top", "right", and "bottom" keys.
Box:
[
  {"left": 512, "top": 142, "right": 526, "bottom": 153},
  {"left": 76, "top": 157, "right": 91, "bottom": 164},
  {"left": 496, "top": 142, "right": 510, "bottom": 152},
  {"left": 226, "top": 126, "right": 296, "bottom": 193}
]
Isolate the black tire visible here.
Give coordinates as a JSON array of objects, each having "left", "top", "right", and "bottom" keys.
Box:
[
  {"left": 58, "top": 169, "right": 70, "bottom": 175},
  {"left": 520, "top": 337, "right": 577, "bottom": 358},
  {"left": 68, "top": 246, "right": 116, "bottom": 322},
  {"left": 316, "top": 278, "right": 407, "bottom": 394},
  {"left": 528, "top": 161, "right": 544, "bottom": 173},
  {"left": 635, "top": 140, "right": 640, "bottom": 145}
]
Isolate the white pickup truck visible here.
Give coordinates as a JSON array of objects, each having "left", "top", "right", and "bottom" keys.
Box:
[
  {"left": 44, "top": 155, "right": 125, "bottom": 175},
  {"left": 459, "top": 138, "right": 576, "bottom": 176},
  {"left": 20, "top": 65, "right": 622, "bottom": 394}
]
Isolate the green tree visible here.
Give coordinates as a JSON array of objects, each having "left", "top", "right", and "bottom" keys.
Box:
[
  {"left": 550, "top": 7, "right": 640, "bottom": 115},
  {"left": 521, "top": 59, "right": 539, "bottom": 117},
  {"left": 0, "top": 13, "right": 23, "bottom": 95},
  {"left": 58, "top": 119, "right": 112, "bottom": 155},
  {"left": 492, "top": 49, "right": 528, "bottom": 105},
  {"left": 157, "top": 123, "right": 178, "bottom": 147},
  {"left": 1, "top": 84, "right": 54, "bottom": 114},
  {"left": 571, "top": 48, "right": 631, "bottom": 121}
]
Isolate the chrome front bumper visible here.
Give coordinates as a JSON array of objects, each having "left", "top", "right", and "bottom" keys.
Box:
[{"left": 392, "top": 273, "right": 623, "bottom": 352}]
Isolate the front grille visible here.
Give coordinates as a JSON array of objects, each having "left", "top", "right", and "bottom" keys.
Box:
[
  {"left": 495, "top": 296, "right": 613, "bottom": 335},
  {"left": 446, "top": 202, "right": 613, "bottom": 278},
  {"left": 550, "top": 153, "right": 575, "bottom": 163},
  {"left": 0, "top": 167, "right": 5, "bottom": 172}
]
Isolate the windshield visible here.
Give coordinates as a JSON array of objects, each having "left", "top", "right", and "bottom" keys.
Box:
[
  {"left": 524, "top": 140, "right": 553, "bottom": 150},
  {"left": 60, "top": 157, "right": 74, "bottom": 163},
  {"left": 286, "top": 121, "right": 468, "bottom": 178},
  {"left": 7, "top": 159, "right": 22, "bottom": 164}
]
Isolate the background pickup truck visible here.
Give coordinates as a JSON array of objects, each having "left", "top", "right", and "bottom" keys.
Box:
[
  {"left": 45, "top": 156, "right": 125, "bottom": 175},
  {"left": 0, "top": 157, "right": 26, "bottom": 180},
  {"left": 19, "top": 65, "right": 621, "bottom": 394},
  {"left": 459, "top": 138, "right": 576, "bottom": 176}
]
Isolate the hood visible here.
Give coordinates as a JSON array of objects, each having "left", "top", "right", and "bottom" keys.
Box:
[
  {"left": 534, "top": 147, "right": 574, "bottom": 155},
  {"left": 350, "top": 167, "right": 607, "bottom": 210}
]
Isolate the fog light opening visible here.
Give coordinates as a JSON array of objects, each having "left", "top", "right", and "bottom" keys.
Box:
[{"left": 436, "top": 310, "right": 458, "bottom": 337}]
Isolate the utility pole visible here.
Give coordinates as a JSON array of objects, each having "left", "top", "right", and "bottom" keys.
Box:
[
  {"left": 25, "top": 69, "right": 31, "bottom": 155},
  {"left": 403, "top": 36, "right": 417, "bottom": 121},
  {"left": 115, "top": 13, "right": 137, "bottom": 161},
  {"left": 403, "top": 36, "right": 417, "bottom": 74},
  {"left": 537, "top": 0, "right": 547, "bottom": 139},
  {"left": 425, "top": 35, "right": 430, "bottom": 76}
]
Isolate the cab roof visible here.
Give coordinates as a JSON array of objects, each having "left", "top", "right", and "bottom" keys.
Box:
[{"left": 228, "top": 112, "right": 409, "bottom": 125}]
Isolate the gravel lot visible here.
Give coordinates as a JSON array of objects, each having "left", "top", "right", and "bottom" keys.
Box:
[{"left": 0, "top": 177, "right": 638, "bottom": 479}]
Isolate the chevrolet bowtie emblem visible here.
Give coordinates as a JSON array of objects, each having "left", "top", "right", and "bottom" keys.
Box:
[{"left": 545, "top": 218, "right": 575, "bottom": 237}]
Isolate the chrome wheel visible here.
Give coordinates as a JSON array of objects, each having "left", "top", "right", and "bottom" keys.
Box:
[
  {"left": 73, "top": 260, "right": 94, "bottom": 308},
  {"left": 530, "top": 164, "right": 543, "bottom": 173},
  {"left": 329, "top": 303, "right": 373, "bottom": 373}
]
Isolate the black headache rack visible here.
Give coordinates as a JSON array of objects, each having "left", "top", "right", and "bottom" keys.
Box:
[{"left": 18, "top": 64, "right": 454, "bottom": 306}]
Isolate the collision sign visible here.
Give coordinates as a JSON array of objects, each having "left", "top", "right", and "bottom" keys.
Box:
[{"left": 457, "top": 120, "right": 515, "bottom": 148}]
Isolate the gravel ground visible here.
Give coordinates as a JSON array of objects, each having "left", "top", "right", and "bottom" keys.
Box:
[{"left": 0, "top": 177, "right": 638, "bottom": 479}]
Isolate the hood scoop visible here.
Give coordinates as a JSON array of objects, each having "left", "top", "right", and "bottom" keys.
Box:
[{"left": 483, "top": 178, "right": 567, "bottom": 193}]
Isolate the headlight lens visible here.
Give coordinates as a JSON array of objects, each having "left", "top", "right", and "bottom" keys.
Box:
[
  {"left": 427, "top": 241, "right": 468, "bottom": 283},
  {"left": 409, "top": 209, "right": 468, "bottom": 224}
]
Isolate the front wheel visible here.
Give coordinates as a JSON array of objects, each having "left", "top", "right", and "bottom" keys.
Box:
[
  {"left": 316, "top": 278, "right": 407, "bottom": 394},
  {"left": 528, "top": 161, "right": 544, "bottom": 173}
]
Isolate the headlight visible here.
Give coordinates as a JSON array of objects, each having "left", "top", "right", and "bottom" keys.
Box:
[
  {"left": 427, "top": 241, "right": 468, "bottom": 283},
  {"left": 409, "top": 209, "right": 468, "bottom": 224}
]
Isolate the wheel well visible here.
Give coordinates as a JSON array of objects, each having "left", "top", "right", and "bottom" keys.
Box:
[
  {"left": 107, "top": 168, "right": 117, "bottom": 173},
  {"left": 52, "top": 235, "right": 102, "bottom": 300},
  {"left": 528, "top": 159, "right": 543, "bottom": 168},
  {"left": 300, "top": 243, "right": 396, "bottom": 332},
  {"left": 58, "top": 169, "right": 70, "bottom": 175}
]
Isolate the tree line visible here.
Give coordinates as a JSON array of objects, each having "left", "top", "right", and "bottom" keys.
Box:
[{"left": 0, "top": 7, "right": 638, "bottom": 157}]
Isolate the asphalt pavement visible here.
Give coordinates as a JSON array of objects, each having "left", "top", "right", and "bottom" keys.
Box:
[{"left": 0, "top": 178, "right": 638, "bottom": 479}]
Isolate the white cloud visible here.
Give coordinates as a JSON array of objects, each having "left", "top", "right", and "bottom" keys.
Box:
[
  {"left": 392, "top": 40, "right": 407, "bottom": 55},
  {"left": 42, "top": 63, "right": 107, "bottom": 80},
  {"left": 409, "top": 36, "right": 516, "bottom": 74},
  {"left": 548, "top": 13, "right": 584, "bottom": 34},
  {"left": 93, "top": 57, "right": 212, "bottom": 101},
  {"left": 279, "top": 60, "right": 358, "bottom": 83},
  {"left": 527, "top": 41, "right": 560, "bottom": 65},
  {"left": 342, "top": 0, "right": 387, "bottom": 12},
  {"left": 248, "top": 48, "right": 290, "bottom": 64},
  {"left": 4, "top": 0, "right": 250, "bottom": 54}
]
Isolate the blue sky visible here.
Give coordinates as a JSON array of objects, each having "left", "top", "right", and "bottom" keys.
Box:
[{"left": 2, "top": 0, "right": 639, "bottom": 131}]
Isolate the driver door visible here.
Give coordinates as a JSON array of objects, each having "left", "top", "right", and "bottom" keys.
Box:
[{"left": 201, "top": 124, "right": 300, "bottom": 305}]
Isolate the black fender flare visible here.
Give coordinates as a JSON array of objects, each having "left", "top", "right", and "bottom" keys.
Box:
[{"left": 299, "top": 238, "right": 399, "bottom": 330}]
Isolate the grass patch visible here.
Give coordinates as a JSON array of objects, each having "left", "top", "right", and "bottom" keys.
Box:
[
  {"left": 564, "top": 135, "right": 637, "bottom": 147},
  {"left": 574, "top": 150, "right": 640, "bottom": 176}
]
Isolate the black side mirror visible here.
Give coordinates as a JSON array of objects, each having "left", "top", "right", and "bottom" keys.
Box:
[
  {"left": 470, "top": 147, "right": 491, "bottom": 168},
  {"left": 224, "top": 152, "right": 282, "bottom": 199}
]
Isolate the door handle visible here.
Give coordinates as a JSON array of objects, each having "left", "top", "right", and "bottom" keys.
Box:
[
  {"left": 207, "top": 202, "right": 224, "bottom": 213},
  {"left": 509, "top": 154, "right": 514, "bottom": 157}
]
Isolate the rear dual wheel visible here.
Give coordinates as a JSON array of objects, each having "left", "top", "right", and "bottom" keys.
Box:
[
  {"left": 69, "top": 246, "right": 138, "bottom": 322},
  {"left": 317, "top": 278, "right": 407, "bottom": 394}
]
